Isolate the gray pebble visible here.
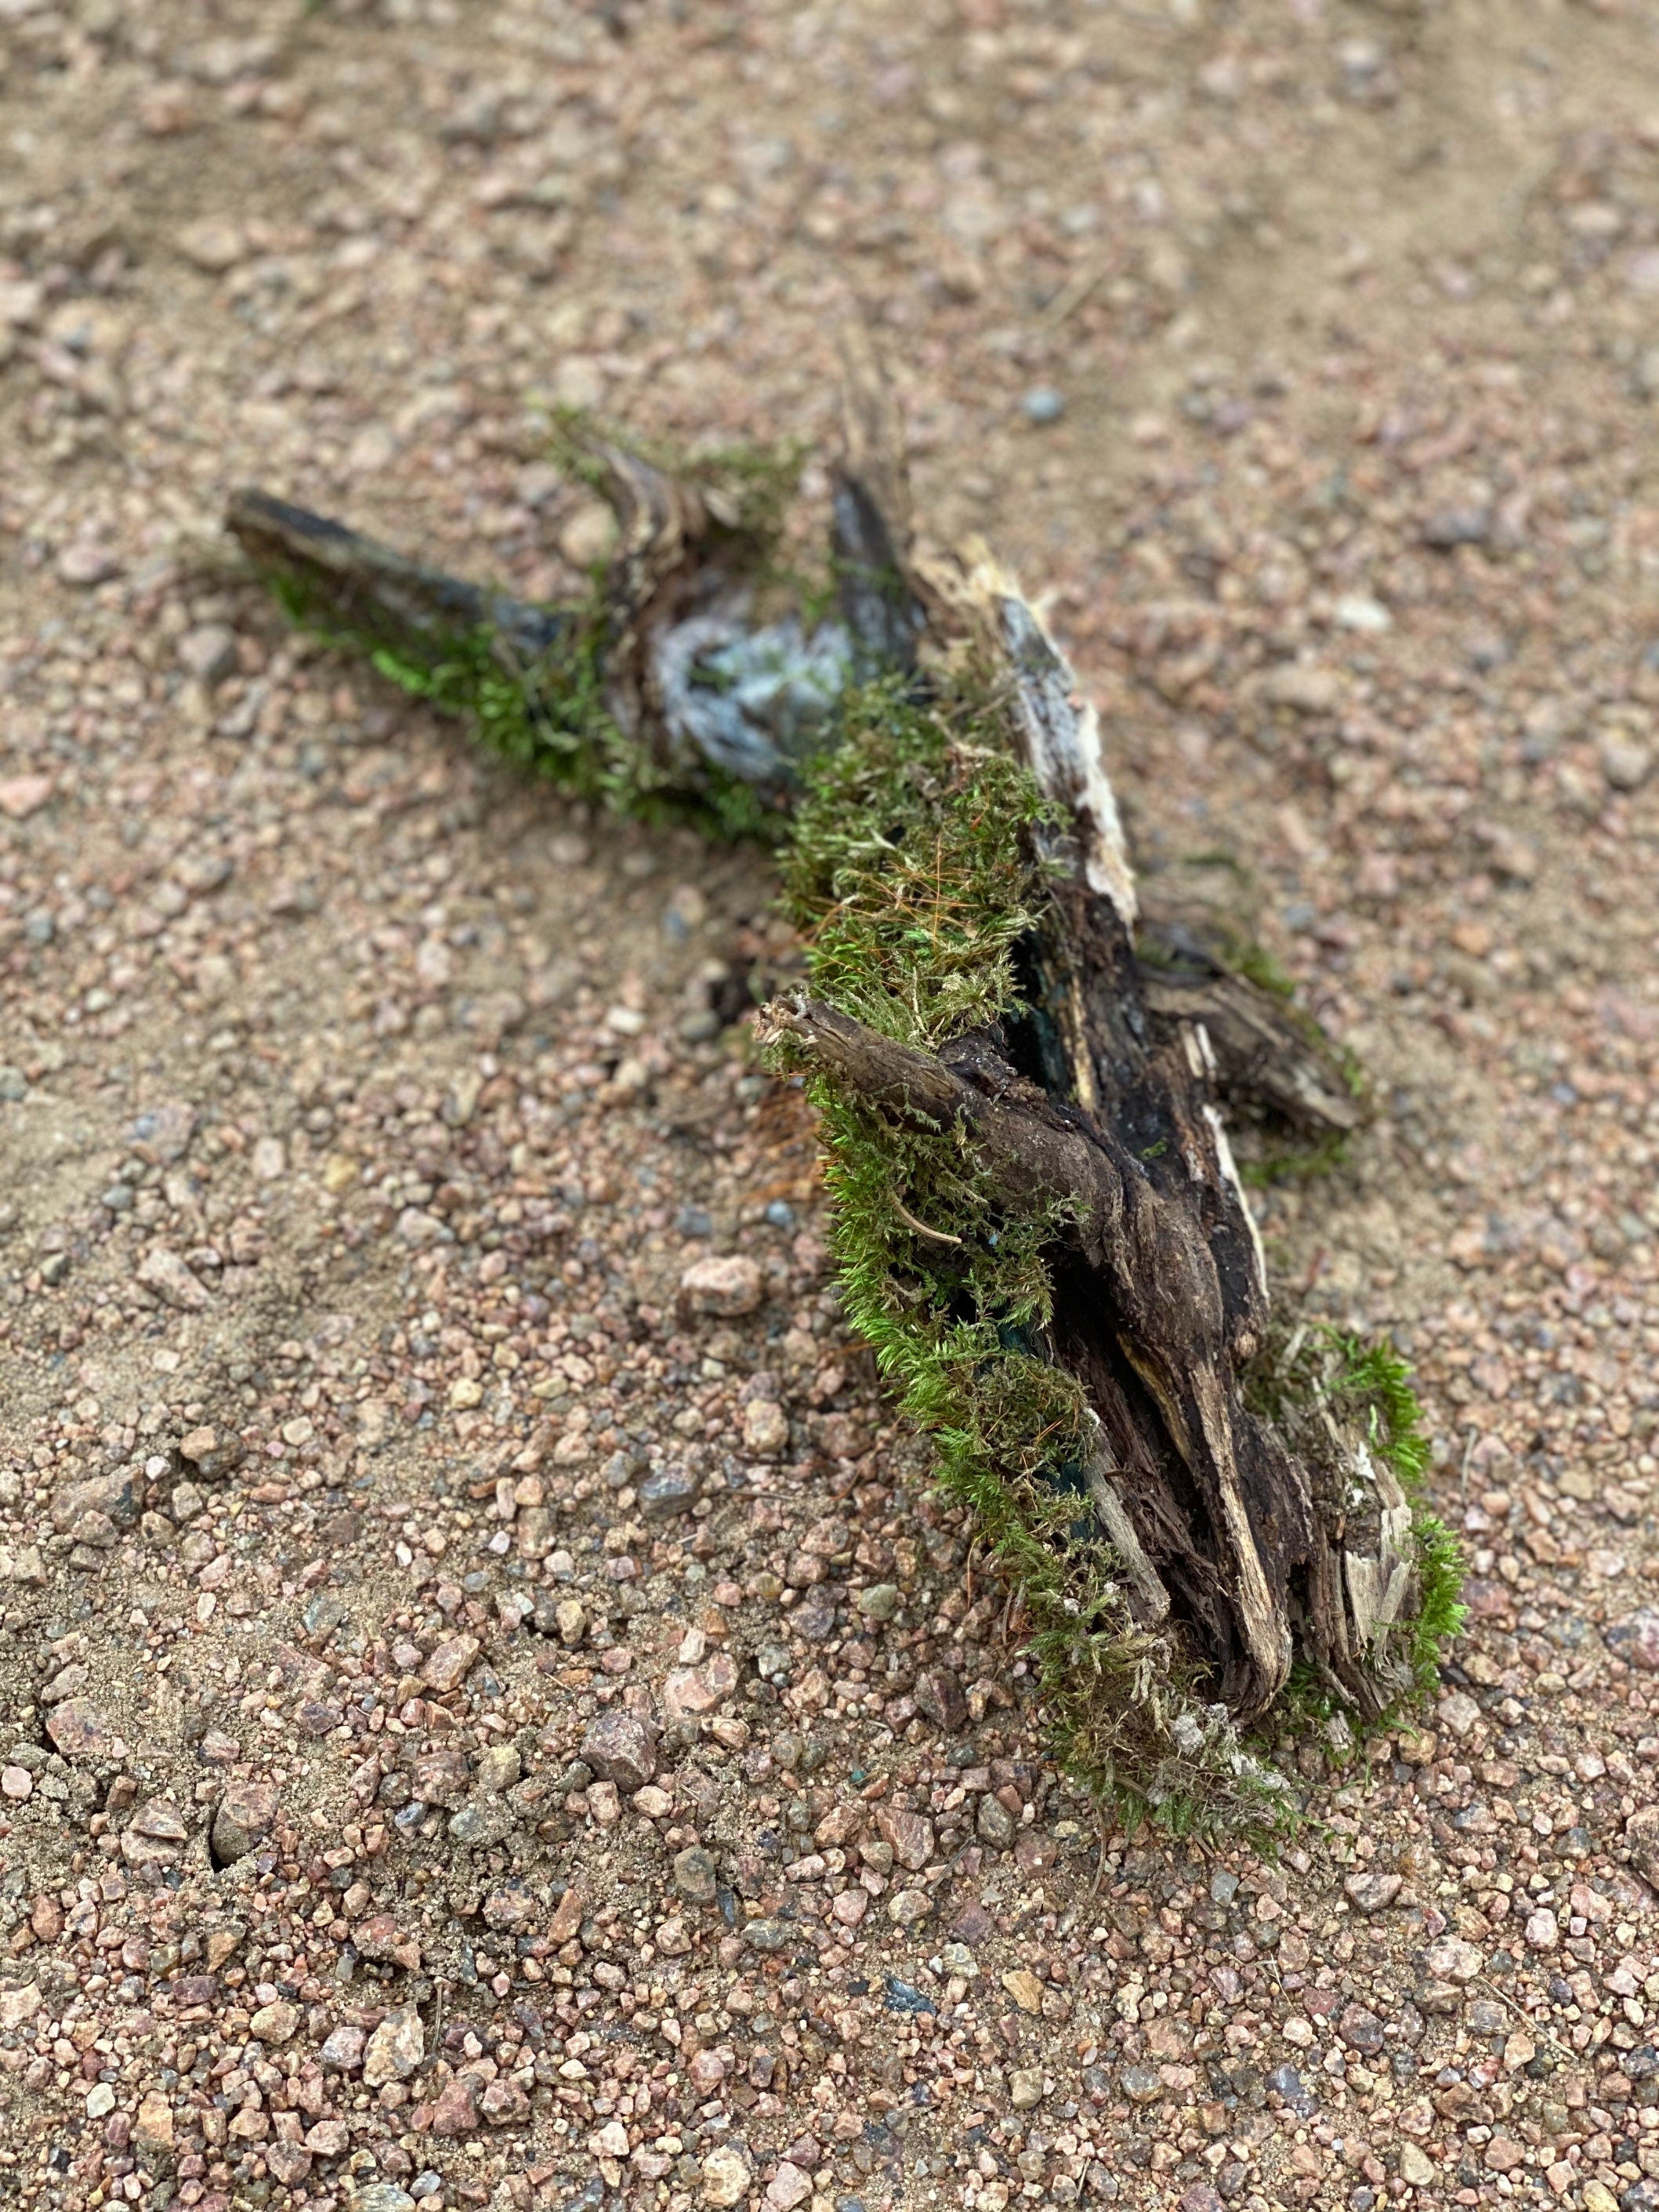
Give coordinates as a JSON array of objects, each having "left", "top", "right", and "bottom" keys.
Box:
[
  {"left": 637, "top": 1464, "right": 701, "bottom": 1521},
  {"left": 672, "top": 1844, "right": 719, "bottom": 1905}
]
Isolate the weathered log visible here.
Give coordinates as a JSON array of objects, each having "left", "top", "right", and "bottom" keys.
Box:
[
  {"left": 223, "top": 477, "right": 1357, "bottom": 1148},
  {"left": 758, "top": 556, "right": 1425, "bottom": 1740},
  {"left": 226, "top": 373, "right": 1460, "bottom": 1835},
  {"left": 229, "top": 431, "right": 861, "bottom": 810}
]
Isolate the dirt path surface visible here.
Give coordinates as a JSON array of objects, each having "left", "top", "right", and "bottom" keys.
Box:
[{"left": 5, "top": 4, "right": 1659, "bottom": 2212}]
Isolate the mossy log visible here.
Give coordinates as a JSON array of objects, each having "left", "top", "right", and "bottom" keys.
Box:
[
  {"left": 225, "top": 373, "right": 1460, "bottom": 1837},
  {"left": 762, "top": 582, "right": 1396, "bottom": 1729}
]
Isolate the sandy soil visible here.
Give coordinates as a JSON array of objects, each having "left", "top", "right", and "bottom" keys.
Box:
[{"left": 3, "top": 3, "right": 1659, "bottom": 2212}]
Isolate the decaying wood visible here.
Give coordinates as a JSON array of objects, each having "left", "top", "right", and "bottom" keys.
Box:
[
  {"left": 223, "top": 484, "right": 1357, "bottom": 1150},
  {"left": 762, "top": 480, "right": 1412, "bottom": 1730},
  {"left": 226, "top": 365, "right": 1423, "bottom": 1749},
  {"left": 226, "top": 488, "right": 568, "bottom": 666},
  {"left": 762, "top": 989, "right": 1309, "bottom": 1717},
  {"left": 1137, "top": 968, "right": 1362, "bottom": 1137}
]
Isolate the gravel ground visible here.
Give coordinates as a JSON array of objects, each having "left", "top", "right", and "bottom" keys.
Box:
[{"left": 5, "top": 4, "right": 1659, "bottom": 2212}]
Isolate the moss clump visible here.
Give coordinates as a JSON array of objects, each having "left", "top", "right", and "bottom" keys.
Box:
[
  {"left": 783, "top": 676, "right": 1051, "bottom": 1046},
  {"left": 1328, "top": 1333, "right": 1467, "bottom": 1700},
  {"left": 326, "top": 603, "right": 785, "bottom": 846},
  {"left": 773, "top": 681, "right": 1300, "bottom": 1843},
  {"left": 304, "top": 597, "right": 614, "bottom": 800},
  {"left": 1248, "top": 1326, "right": 1466, "bottom": 1755},
  {"left": 1236, "top": 1126, "right": 1353, "bottom": 1190}
]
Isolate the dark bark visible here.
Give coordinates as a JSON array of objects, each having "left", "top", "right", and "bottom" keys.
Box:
[
  {"left": 1137, "top": 967, "right": 1362, "bottom": 1138},
  {"left": 764, "top": 991, "right": 1309, "bottom": 1717},
  {"left": 225, "top": 487, "right": 568, "bottom": 666}
]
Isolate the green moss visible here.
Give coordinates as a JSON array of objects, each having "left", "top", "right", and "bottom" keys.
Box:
[
  {"left": 782, "top": 677, "right": 1053, "bottom": 1046},
  {"left": 1233, "top": 940, "right": 1298, "bottom": 1002},
  {"left": 1330, "top": 1333, "right": 1467, "bottom": 1700},
  {"left": 1248, "top": 1327, "right": 1466, "bottom": 1749},
  {"left": 1237, "top": 1128, "right": 1353, "bottom": 1190},
  {"left": 1332, "top": 1333, "right": 1429, "bottom": 1486},
  {"left": 1407, "top": 1511, "right": 1469, "bottom": 1691}
]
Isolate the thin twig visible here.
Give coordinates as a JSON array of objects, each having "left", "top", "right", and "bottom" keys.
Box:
[
  {"left": 1041, "top": 259, "right": 1106, "bottom": 328},
  {"left": 892, "top": 1197, "right": 962, "bottom": 1246},
  {"left": 1473, "top": 1974, "right": 1575, "bottom": 2062}
]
